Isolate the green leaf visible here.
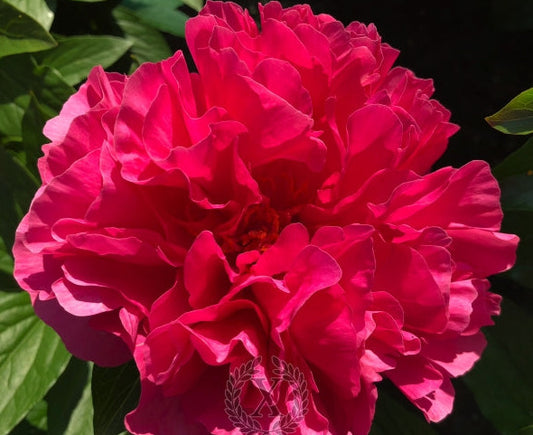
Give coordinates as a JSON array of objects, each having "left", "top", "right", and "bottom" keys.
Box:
[
  {"left": 0, "top": 146, "right": 38, "bottom": 252},
  {"left": 92, "top": 360, "right": 140, "bottom": 435},
  {"left": 21, "top": 92, "right": 50, "bottom": 177},
  {"left": 32, "top": 63, "right": 76, "bottom": 113},
  {"left": 113, "top": 5, "right": 172, "bottom": 68},
  {"left": 63, "top": 373, "right": 94, "bottom": 435},
  {"left": 9, "top": 416, "right": 47, "bottom": 435},
  {"left": 500, "top": 173, "right": 533, "bottom": 212},
  {"left": 4, "top": 0, "right": 55, "bottom": 30},
  {"left": 494, "top": 137, "right": 533, "bottom": 179},
  {"left": 0, "top": 55, "right": 34, "bottom": 138},
  {"left": 182, "top": 0, "right": 203, "bottom": 11},
  {"left": 370, "top": 383, "right": 438, "bottom": 435},
  {"left": 498, "top": 174, "right": 533, "bottom": 288},
  {"left": 0, "top": 54, "right": 74, "bottom": 138},
  {"left": 36, "top": 35, "right": 132, "bottom": 86},
  {"left": 486, "top": 87, "right": 533, "bottom": 135},
  {"left": 25, "top": 400, "right": 48, "bottom": 431},
  {"left": 120, "top": 0, "right": 188, "bottom": 37},
  {"left": 507, "top": 234, "right": 533, "bottom": 289},
  {"left": 517, "top": 425, "right": 533, "bottom": 435},
  {"left": 47, "top": 357, "right": 93, "bottom": 435},
  {"left": 0, "top": 1, "right": 56, "bottom": 58},
  {"left": 464, "top": 298, "right": 533, "bottom": 433},
  {"left": 0, "top": 235, "right": 17, "bottom": 290},
  {"left": 0, "top": 236, "right": 13, "bottom": 276},
  {"left": 0, "top": 291, "right": 71, "bottom": 435}
]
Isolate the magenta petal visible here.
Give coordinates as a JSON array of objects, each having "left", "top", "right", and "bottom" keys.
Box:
[
  {"left": 447, "top": 228, "right": 518, "bottom": 277},
  {"left": 184, "top": 231, "right": 235, "bottom": 308},
  {"left": 217, "top": 73, "right": 314, "bottom": 150},
  {"left": 387, "top": 356, "right": 443, "bottom": 400},
  {"left": 341, "top": 105, "right": 403, "bottom": 193},
  {"left": 412, "top": 377, "right": 455, "bottom": 422},
  {"left": 125, "top": 379, "right": 209, "bottom": 435},
  {"left": 446, "top": 280, "right": 479, "bottom": 333},
  {"left": 43, "top": 66, "right": 124, "bottom": 143},
  {"left": 52, "top": 278, "right": 118, "bottom": 316},
  {"left": 375, "top": 161, "right": 505, "bottom": 231},
  {"left": 252, "top": 58, "right": 313, "bottom": 116},
  {"left": 277, "top": 245, "right": 342, "bottom": 332},
  {"left": 291, "top": 286, "right": 363, "bottom": 398},
  {"left": 180, "top": 300, "right": 268, "bottom": 365},
  {"left": 374, "top": 239, "right": 448, "bottom": 333},
  {"left": 253, "top": 223, "right": 309, "bottom": 276},
  {"left": 34, "top": 298, "right": 130, "bottom": 366},
  {"left": 423, "top": 332, "right": 487, "bottom": 377}
]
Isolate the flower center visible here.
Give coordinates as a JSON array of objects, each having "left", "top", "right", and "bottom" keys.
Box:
[{"left": 223, "top": 204, "right": 289, "bottom": 254}]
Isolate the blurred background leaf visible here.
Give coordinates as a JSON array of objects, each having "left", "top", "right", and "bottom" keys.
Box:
[
  {"left": 9, "top": 400, "right": 47, "bottom": 435},
  {"left": 92, "top": 361, "right": 140, "bottom": 435},
  {"left": 20, "top": 93, "right": 51, "bottom": 177},
  {"left": 182, "top": 0, "right": 203, "bottom": 11},
  {"left": 464, "top": 298, "right": 533, "bottom": 433},
  {"left": 46, "top": 358, "right": 93, "bottom": 435},
  {"left": 493, "top": 137, "right": 533, "bottom": 179},
  {"left": 0, "top": 0, "right": 57, "bottom": 58},
  {"left": 370, "top": 384, "right": 439, "bottom": 435},
  {"left": 120, "top": 0, "right": 189, "bottom": 37},
  {"left": 499, "top": 174, "right": 533, "bottom": 289},
  {"left": 5, "top": 0, "right": 55, "bottom": 30},
  {"left": 112, "top": 5, "right": 172, "bottom": 70},
  {"left": 35, "top": 35, "right": 132, "bottom": 86},
  {"left": 0, "top": 55, "right": 74, "bottom": 140},
  {"left": 0, "top": 146, "right": 38, "bottom": 251}
]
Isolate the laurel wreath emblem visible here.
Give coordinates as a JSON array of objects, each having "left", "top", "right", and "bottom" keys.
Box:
[{"left": 224, "top": 356, "right": 309, "bottom": 435}]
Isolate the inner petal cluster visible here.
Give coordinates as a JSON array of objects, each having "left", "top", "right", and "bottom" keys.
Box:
[{"left": 221, "top": 203, "right": 290, "bottom": 254}]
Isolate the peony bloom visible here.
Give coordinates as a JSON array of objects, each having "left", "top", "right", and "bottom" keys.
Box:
[{"left": 13, "top": 1, "right": 518, "bottom": 434}]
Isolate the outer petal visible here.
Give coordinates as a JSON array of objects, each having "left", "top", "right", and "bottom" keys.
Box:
[{"left": 33, "top": 298, "right": 131, "bottom": 366}]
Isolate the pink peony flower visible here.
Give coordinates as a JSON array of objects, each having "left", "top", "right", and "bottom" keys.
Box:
[{"left": 13, "top": 1, "right": 518, "bottom": 434}]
